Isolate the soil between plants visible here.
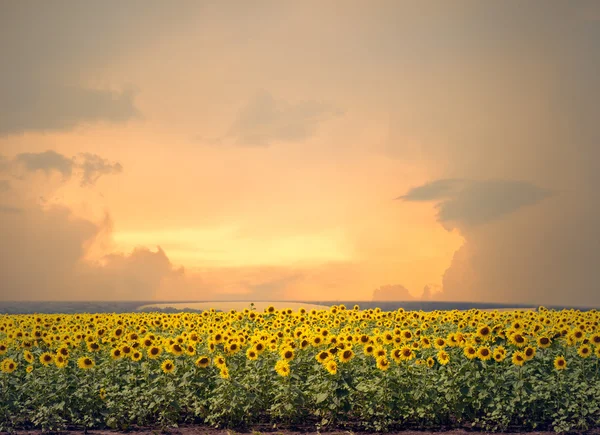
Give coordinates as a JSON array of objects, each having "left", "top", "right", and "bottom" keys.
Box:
[{"left": 5, "top": 427, "right": 600, "bottom": 435}]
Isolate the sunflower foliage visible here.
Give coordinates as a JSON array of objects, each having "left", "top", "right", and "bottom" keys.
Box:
[{"left": 1, "top": 306, "right": 600, "bottom": 432}]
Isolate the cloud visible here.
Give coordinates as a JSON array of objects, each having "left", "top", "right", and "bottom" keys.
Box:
[
  {"left": 422, "top": 283, "right": 443, "bottom": 300},
  {"left": 0, "top": 156, "right": 11, "bottom": 172},
  {"left": 0, "top": 180, "right": 10, "bottom": 193},
  {"left": 396, "top": 179, "right": 466, "bottom": 202},
  {"left": 0, "top": 158, "right": 309, "bottom": 301},
  {"left": 79, "top": 246, "right": 185, "bottom": 301},
  {"left": 225, "top": 89, "right": 344, "bottom": 146},
  {"left": 0, "top": 84, "right": 141, "bottom": 136},
  {"left": 0, "top": 182, "right": 187, "bottom": 301},
  {"left": 398, "top": 179, "right": 552, "bottom": 231},
  {"left": 14, "top": 150, "right": 74, "bottom": 179},
  {"left": 0, "top": 205, "right": 22, "bottom": 214},
  {"left": 0, "top": 2, "right": 195, "bottom": 135},
  {"left": 373, "top": 284, "right": 414, "bottom": 301},
  {"left": 3, "top": 150, "right": 122, "bottom": 187},
  {"left": 76, "top": 153, "right": 124, "bottom": 186},
  {"left": 386, "top": 2, "right": 600, "bottom": 306}
]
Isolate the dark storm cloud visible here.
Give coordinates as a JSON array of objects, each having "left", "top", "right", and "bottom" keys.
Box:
[
  {"left": 14, "top": 151, "right": 74, "bottom": 179},
  {"left": 76, "top": 153, "right": 124, "bottom": 187},
  {"left": 398, "top": 179, "right": 553, "bottom": 230},
  {"left": 382, "top": 1, "right": 600, "bottom": 306},
  {"left": 4, "top": 150, "right": 123, "bottom": 187},
  {"left": 0, "top": 1, "right": 200, "bottom": 135},
  {"left": 396, "top": 179, "right": 467, "bottom": 202},
  {"left": 0, "top": 85, "right": 141, "bottom": 136},
  {"left": 0, "top": 180, "right": 10, "bottom": 193},
  {"left": 226, "top": 90, "right": 344, "bottom": 146}
]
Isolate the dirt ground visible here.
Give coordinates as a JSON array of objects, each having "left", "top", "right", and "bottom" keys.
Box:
[{"left": 6, "top": 427, "right": 600, "bottom": 435}]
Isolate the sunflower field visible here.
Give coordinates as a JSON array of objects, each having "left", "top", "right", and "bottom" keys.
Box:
[{"left": 1, "top": 305, "right": 599, "bottom": 432}]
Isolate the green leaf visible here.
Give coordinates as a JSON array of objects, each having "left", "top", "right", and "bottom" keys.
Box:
[{"left": 312, "top": 391, "right": 328, "bottom": 405}]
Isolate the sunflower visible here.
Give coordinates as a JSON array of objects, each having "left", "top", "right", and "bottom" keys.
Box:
[
  {"left": 426, "top": 356, "right": 435, "bottom": 368},
  {"left": 437, "top": 350, "right": 450, "bottom": 365},
  {"left": 196, "top": 356, "right": 210, "bottom": 368},
  {"left": 536, "top": 336, "right": 552, "bottom": 349},
  {"left": 376, "top": 356, "right": 390, "bottom": 371},
  {"left": 590, "top": 333, "right": 600, "bottom": 347},
  {"left": 147, "top": 346, "right": 162, "bottom": 359},
  {"left": 554, "top": 355, "right": 567, "bottom": 370},
  {"left": 99, "top": 388, "right": 107, "bottom": 401},
  {"left": 274, "top": 359, "right": 290, "bottom": 377},
  {"left": 399, "top": 345, "right": 415, "bottom": 361},
  {"left": 214, "top": 355, "right": 226, "bottom": 367},
  {"left": 571, "top": 329, "right": 585, "bottom": 342},
  {"left": 161, "top": 359, "right": 176, "bottom": 374},
  {"left": 26, "top": 365, "right": 34, "bottom": 373},
  {"left": 374, "top": 346, "right": 386, "bottom": 358},
  {"left": 577, "top": 344, "right": 592, "bottom": 359},
  {"left": 340, "top": 348, "right": 355, "bottom": 363},
  {"left": 512, "top": 351, "right": 526, "bottom": 366},
  {"left": 523, "top": 346, "right": 536, "bottom": 361},
  {"left": 219, "top": 366, "right": 230, "bottom": 379},
  {"left": 477, "top": 346, "right": 492, "bottom": 361},
  {"left": 131, "top": 351, "right": 143, "bottom": 361},
  {"left": 363, "top": 344, "right": 375, "bottom": 356},
  {"left": 312, "top": 336, "right": 324, "bottom": 347},
  {"left": 87, "top": 341, "right": 101, "bottom": 352},
  {"left": 110, "top": 348, "right": 123, "bottom": 360},
  {"left": 1, "top": 358, "right": 17, "bottom": 373},
  {"left": 476, "top": 325, "right": 492, "bottom": 340},
  {"left": 77, "top": 356, "right": 95, "bottom": 370},
  {"left": 23, "top": 350, "right": 34, "bottom": 364},
  {"left": 185, "top": 344, "right": 196, "bottom": 356},
  {"left": 509, "top": 332, "right": 528, "bottom": 348},
  {"left": 55, "top": 354, "right": 68, "bottom": 368},
  {"left": 299, "top": 339, "right": 310, "bottom": 349},
  {"left": 316, "top": 350, "right": 331, "bottom": 363},
  {"left": 434, "top": 337, "right": 446, "bottom": 349},
  {"left": 246, "top": 348, "right": 258, "bottom": 360},
  {"left": 512, "top": 320, "right": 524, "bottom": 331},
  {"left": 390, "top": 348, "right": 402, "bottom": 363},
  {"left": 281, "top": 348, "right": 294, "bottom": 361},
  {"left": 420, "top": 336, "right": 432, "bottom": 348},
  {"left": 463, "top": 345, "right": 477, "bottom": 360},
  {"left": 325, "top": 359, "right": 337, "bottom": 375},
  {"left": 493, "top": 348, "right": 507, "bottom": 362},
  {"left": 40, "top": 352, "right": 54, "bottom": 366},
  {"left": 170, "top": 343, "right": 184, "bottom": 356},
  {"left": 119, "top": 344, "right": 132, "bottom": 356}
]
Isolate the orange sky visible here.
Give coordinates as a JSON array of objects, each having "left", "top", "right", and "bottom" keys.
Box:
[{"left": 1, "top": 1, "right": 599, "bottom": 306}]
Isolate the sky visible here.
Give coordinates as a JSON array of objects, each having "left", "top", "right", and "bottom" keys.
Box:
[{"left": 1, "top": 0, "right": 599, "bottom": 306}]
